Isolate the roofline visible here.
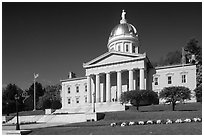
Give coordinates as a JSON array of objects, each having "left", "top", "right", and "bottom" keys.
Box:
[
  {"left": 60, "top": 77, "right": 87, "bottom": 82},
  {"left": 83, "top": 51, "right": 145, "bottom": 67},
  {"left": 155, "top": 63, "right": 196, "bottom": 70},
  {"left": 84, "top": 55, "right": 146, "bottom": 69}
]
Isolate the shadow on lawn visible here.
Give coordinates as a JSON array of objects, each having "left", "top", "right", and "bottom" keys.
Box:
[
  {"left": 140, "top": 110, "right": 164, "bottom": 112},
  {"left": 177, "top": 110, "right": 198, "bottom": 111}
]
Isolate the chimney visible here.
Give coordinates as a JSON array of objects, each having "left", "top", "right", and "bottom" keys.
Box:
[{"left": 68, "top": 72, "right": 76, "bottom": 79}]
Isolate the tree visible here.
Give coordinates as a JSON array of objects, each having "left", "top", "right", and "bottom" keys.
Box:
[
  {"left": 159, "top": 86, "right": 191, "bottom": 111},
  {"left": 153, "top": 50, "right": 182, "bottom": 67},
  {"left": 37, "top": 84, "right": 62, "bottom": 110},
  {"left": 2, "top": 84, "right": 24, "bottom": 114},
  {"left": 184, "top": 38, "right": 202, "bottom": 87},
  {"left": 165, "top": 50, "right": 182, "bottom": 65},
  {"left": 120, "top": 90, "right": 159, "bottom": 111},
  {"left": 24, "top": 82, "right": 45, "bottom": 111},
  {"left": 194, "top": 85, "right": 202, "bottom": 102}
]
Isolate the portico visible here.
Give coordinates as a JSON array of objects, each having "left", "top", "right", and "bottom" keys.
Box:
[{"left": 84, "top": 52, "right": 148, "bottom": 105}]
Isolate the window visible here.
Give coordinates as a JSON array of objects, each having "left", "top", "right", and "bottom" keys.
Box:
[
  {"left": 154, "top": 77, "right": 158, "bottom": 85},
  {"left": 126, "top": 44, "right": 129, "bottom": 52},
  {"left": 168, "top": 76, "right": 172, "bottom": 84},
  {"left": 85, "top": 96, "right": 87, "bottom": 103},
  {"left": 68, "top": 87, "right": 71, "bottom": 94},
  {"left": 182, "top": 75, "right": 186, "bottom": 83},
  {"left": 132, "top": 46, "right": 136, "bottom": 53},
  {"left": 68, "top": 98, "right": 71, "bottom": 104},
  {"left": 118, "top": 45, "right": 121, "bottom": 51},
  {"left": 76, "top": 97, "right": 79, "bottom": 104},
  {"left": 85, "top": 85, "right": 87, "bottom": 92},
  {"left": 76, "top": 86, "right": 79, "bottom": 93},
  {"left": 137, "top": 77, "right": 140, "bottom": 87}
]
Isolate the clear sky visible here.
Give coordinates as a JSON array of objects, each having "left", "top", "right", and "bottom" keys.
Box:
[{"left": 2, "top": 2, "right": 202, "bottom": 90}]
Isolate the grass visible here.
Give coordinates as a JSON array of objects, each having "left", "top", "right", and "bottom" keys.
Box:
[
  {"left": 29, "top": 123, "right": 202, "bottom": 135},
  {"left": 29, "top": 102, "right": 202, "bottom": 135}
]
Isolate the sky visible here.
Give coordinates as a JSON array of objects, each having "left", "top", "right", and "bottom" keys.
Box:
[{"left": 2, "top": 2, "right": 202, "bottom": 90}]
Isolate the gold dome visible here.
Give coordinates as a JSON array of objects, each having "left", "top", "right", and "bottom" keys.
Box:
[{"left": 109, "top": 23, "right": 137, "bottom": 38}]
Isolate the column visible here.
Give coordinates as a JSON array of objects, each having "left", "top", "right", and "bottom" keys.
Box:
[
  {"left": 129, "top": 69, "right": 134, "bottom": 91},
  {"left": 121, "top": 42, "right": 124, "bottom": 52},
  {"left": 87, "top": 75, "right": 91, "bottom": 103},
  {"left": 130, "top": 44, "right": 133, "bottom": 53},
  {"left": 91, "top": 76, "right": 95, "bottom": 112},
  {"left": 100, "top": 74, "right": 105, "bottom": 102},
  {"left": 140, "top": 68, "right": 145, "bottom": 90},
  {"left": 96, "top": 74, "right": 100, "bottom": 103},
  {"left": 117, "top": 71, "right": 122, "bottom": 101},
  {"left": 106, "top": 72, "right": 111, "bottom": 102},
  {"left": 133, "top": 70, "right": 137, "bottom": 90}
]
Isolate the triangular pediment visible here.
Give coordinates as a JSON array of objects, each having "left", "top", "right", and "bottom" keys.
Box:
[{"left": 83, "top": 51, "right": 146, "bottom": 68}]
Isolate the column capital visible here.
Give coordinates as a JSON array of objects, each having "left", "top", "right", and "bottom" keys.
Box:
[
  {"left": 106, "top": 72, "right": 111, "bottom": 74},
  {"left": 128, "top": 68, "right": 134, "bottom": 71},
  {"left": 87, "top": 74, "right": 95, "bottom": 77},
  {"left": 117, "top": 70, "right": 122, "bottom": 73},
  {"left": 140, "top": 68, "right": 146, "bottom": 71}
]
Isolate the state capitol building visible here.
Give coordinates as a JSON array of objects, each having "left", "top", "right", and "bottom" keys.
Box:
[{"left": 59, "top": 10, "right": 196, "bottom": 113}]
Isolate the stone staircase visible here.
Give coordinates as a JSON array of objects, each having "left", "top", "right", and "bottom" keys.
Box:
[
  {"left": 55, "top": 102, "right": 125, "bottom": 114},
  {"left": 4, "top": 102, "right": 125, "bottom": 125}
]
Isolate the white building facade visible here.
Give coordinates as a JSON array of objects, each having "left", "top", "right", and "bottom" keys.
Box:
[{"left": 60, "top": 10, "right": 196, "bottom": 113}]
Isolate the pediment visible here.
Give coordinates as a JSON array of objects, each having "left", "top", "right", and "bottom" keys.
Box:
[{"left": 83, "top": 51, "right": 145, "bottom": 68}]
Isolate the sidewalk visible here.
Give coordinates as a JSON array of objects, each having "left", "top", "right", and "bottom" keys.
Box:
[{"left": 2, "top": 123, "right": 68, "bottom": 135}]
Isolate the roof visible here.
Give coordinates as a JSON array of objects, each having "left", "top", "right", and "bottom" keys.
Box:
[
  {"left": 155, "top": 63, "right": 196, "bottom": 70},
  {"left": 60, "top": 77, "right": 87, "bottom": 82}
]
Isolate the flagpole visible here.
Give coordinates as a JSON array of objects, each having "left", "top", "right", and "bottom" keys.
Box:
[{"left": 33, "top": 73, "right": 36, "bottom": 111}]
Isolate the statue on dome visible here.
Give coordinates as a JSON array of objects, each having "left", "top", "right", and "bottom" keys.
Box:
[{"left": 121, "top": 10, "right": 126, "bottom": 20}]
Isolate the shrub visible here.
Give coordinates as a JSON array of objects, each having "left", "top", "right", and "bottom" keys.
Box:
[
  {"left": 160, "top": 86, "right": 191, "bottom": 111},
  {"left": 194, "top": 85, "right": 202, "bottom": 102},
  {"left": 120, "top": 90, "right": 159, "bottom": 111},
  {"left": 51, "top": 100, "right": 62, "bottom": 109}
]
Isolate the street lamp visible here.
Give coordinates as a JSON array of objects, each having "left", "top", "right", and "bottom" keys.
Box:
[{"left": 14, "top": 94, "right": 20, "bottom": 130}]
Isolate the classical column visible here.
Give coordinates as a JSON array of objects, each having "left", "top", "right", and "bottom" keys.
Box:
[
  {"left": 140, "top": 68, "right": 145, "bottom": 90},
  {"left": 130, "top": 44, "right": 133, "bottom": 53},
  {"left": 133, "top": 71, "right": 136, "bottom": 90},
  {"left": 100, "top": 74, "right": 105, "bottom": 102},
  {"left": 106, "top": 72, "right": 111, "bottom": 102},
  {"left": 91, "top": 76, "right": 95, "bottom": 112},
  {"left": 117, "top": 71, "right": 122, "bottom": 101},
  {"left": 96, "top": 74, "right": 100, "bottom": 103},
  {"left": 87, "top": 75, "right": 91, "bottom": 103},
  {"left": 129, "top": 69, "right": 134, "bottom": 91}
]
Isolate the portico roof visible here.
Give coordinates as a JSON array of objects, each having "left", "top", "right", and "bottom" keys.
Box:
[{"left": 83, "top": 51, "right": 147, "bottom": 68}]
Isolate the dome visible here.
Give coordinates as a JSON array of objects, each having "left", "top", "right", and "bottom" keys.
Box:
[
  {"left": 109, "top": 23, "right": 137, "bottom": 38},
  {"left": 108, "top": 10, "right": 138, "bottom": 45},
  {"left": 107, "top": 10, "right": 140, "bottom": 54}
]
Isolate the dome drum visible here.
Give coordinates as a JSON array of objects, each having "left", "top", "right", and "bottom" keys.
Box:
[{"left": 108, "top": 34, "right": 138, "bottom": 47}]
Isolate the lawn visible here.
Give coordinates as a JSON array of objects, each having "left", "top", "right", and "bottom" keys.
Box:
[
  {"left": 29, "top": 122, "right": 202, "bottom": 135},
  {"left": 29, "top": 103, "right": 202, "bottom": 135}
]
